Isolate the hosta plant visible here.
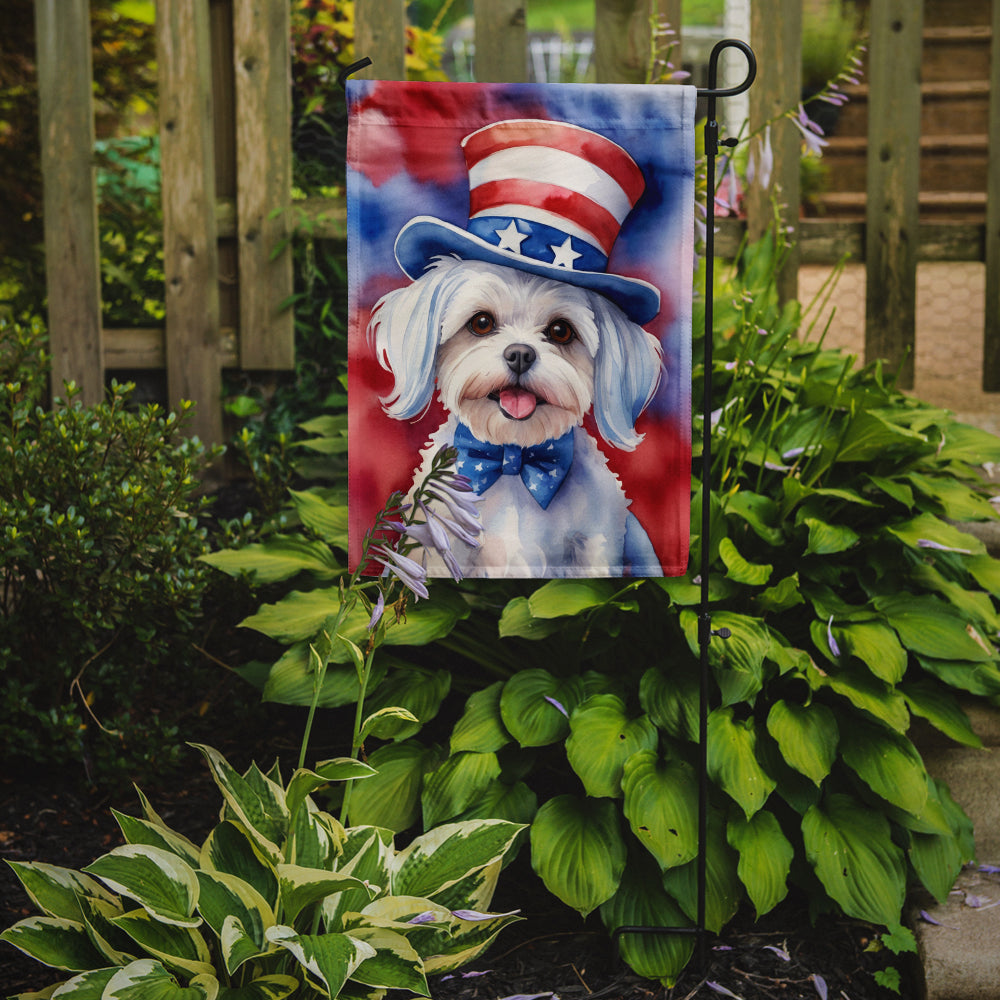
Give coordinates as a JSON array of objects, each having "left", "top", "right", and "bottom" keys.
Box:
[{"left": 1, "top": 743, "right": 523, "bottom": 999}]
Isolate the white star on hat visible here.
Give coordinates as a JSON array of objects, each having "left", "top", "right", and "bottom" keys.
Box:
[
  {"left": 495, "top": 220, "right": 528, "bottom": 253},
  {"left": 550, "top": 237, "right": 581, "bottom": 269}
]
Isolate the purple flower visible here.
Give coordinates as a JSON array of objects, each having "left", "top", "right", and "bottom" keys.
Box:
[
  {"left": 791, "top": 104, "right": 829, "bottom": 156},
  {"left": 367, "top": 590, "right": 385, "bottom": 631},
  {"left": 827, "top": 616, "right": 841, "bottom": 658},
  {"left": 370, "top": 544, "right": 429, "bottom": 600},
  {"left": 763, "top": 944, "right": 790, "bottom": 961},
  {"left": 812, "top": 974, "right": 828, "bottom": 1000},
  {"left": 407, "top": 911, "right": 438, "bottom": 925},
  {"left": 544, "top": 695, "right": 569, "bottom": 718},
  {"left": 451, "top": 908, "right": 520, "bottom": 921},
  {"left": 917, "top": 538, "right": 973, "bottom": 554},
  {"left": 747, "top": 125, "right": 774, "bottom": 190},
  {"left": 706, "top": 983, "right": 742, "bottom": 999}
]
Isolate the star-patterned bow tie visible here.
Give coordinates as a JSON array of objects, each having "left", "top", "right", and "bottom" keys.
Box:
[{"left": 453, "top": 423, "right": 574, "bottom": 509}]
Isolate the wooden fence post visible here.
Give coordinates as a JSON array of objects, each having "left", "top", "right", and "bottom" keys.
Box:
[
  {"left": 983, "top": 0, "right": 1000, "bottom": 390},
  {"left": 354, "top": 0, "right": 407, "bottom": 80},
  {"left": 746, "top": 0, "right": 801, "bottom": 305},
  {"left": 594, "top": 0, "right": 667, "bottom": 84},
  {"left": 34, "top": 0, "right": 104, "bottom": 405},
  {"left": 474, "top": 0, "right": 527, "bottom": 82},
  {"left": 157, "top": 0, "right": 223, "bottom": 445},
  {"left": 864, "top": 0, "right": 923, "bottom": 389},
  {"left": 233, "top": 0, "right": 294, "bottom": 370}
]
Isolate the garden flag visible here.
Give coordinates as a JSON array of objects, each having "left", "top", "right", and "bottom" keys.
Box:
[{"left": 347, "top": 80, "right": 696, "bottom": 578}]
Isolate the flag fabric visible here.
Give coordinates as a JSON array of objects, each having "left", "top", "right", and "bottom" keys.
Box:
[{"left": 347, "top": 80, "right": 695, "bottom": 578}]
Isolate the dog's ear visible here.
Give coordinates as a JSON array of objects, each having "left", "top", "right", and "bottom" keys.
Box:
[
  {"left": 367, "top": 258, "right": 462, "bottom": 420},
  {"left": 588, "top": 293, "right": 663, "bottom": 450}
]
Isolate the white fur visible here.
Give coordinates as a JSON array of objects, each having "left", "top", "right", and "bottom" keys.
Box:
[{"left": 367, "top": 257, "right": 664, "bottom": 577}]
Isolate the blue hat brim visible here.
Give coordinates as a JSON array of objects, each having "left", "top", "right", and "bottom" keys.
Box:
[{"left": 394, "top": 217, "right": 661, "bottom": 326}]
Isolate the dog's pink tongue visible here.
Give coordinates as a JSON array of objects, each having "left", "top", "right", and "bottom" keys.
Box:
[{"left": 499, "top": 388, "right": 537, "bottom": 419}]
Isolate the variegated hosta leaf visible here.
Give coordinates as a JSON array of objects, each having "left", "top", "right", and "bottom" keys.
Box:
[
  {"left": 77, "top": 894, "right": 136, "bottom": 966},
  {"left": 361, "top": 667, "right": 452, "bottom": 741},
  {"left": 83, "top": 845, "right": 200, "bottom": 928},
  {"left": 0, "top": 915, "right": 107, "bottom": 972},
  {"left": 214, "top": 974, "right": 300, "bottom": 1000},
  {"left": 661, "top": 810, "right": 742, "bottom": 934},
  {"left": 450, "top": 682, "right": 511, "bottom": 754},
  {"left": 421, "top": 906, "right": 523, "bottom": 975},
  {"left": 344, "top": 926, "right": 429, "bottom": 995},
  {"left": 44, "top": 966, "right": 118, "bottom": 997},
  {"left": 276, "top": 864, "right": 376, "bottom": 925},
  {"left": 112, "top": 810, "right": 202, "bottom": 868},
  {"left": 195, "top": 870, "right": 274, "bottom": 974},
  {"left": 265, "top": 926, "right": 375, "bottom": 998},
  {"left": 101, "top": 958, "right": 218, "bottom": 999},
  {"left": 499, "top": 669, "right": 585, "bottom": 747},
  {"left": 347, "top": 740, "right": 443, "bottom": 832},
  {"left": 110, "top": 908, "right": 214, "bottom": 979},
  {"left": 420, "top": 860, "right": 501, "bottom": 918},
  {"left": 529, "top": 795, "right": 626, "bottom": 917},
  {"left": 599, "top": 854, "right": 694, "bottom": 987},
  {"left": 802, "top": 793, "right": 906, "bottom": 926},
  {"left": 565, "top": 695, "right": 658, "bottom": 799},
  {"left": 4, "top": 861, "right": 118, "bottom": 922},
  {"left": 838, "top": 718, "right": 929, "bottom": 817},
  {"left": 391, "top": 820, "right": 524, "bottom": 901},
  {"left": 323, "top": 829, "right": 393, "bottom": 931},
  {"left": 421, "top": 751, "right": 501, "bottom": 829},
  {"left": 765, "top": 700, "right": 838, "bottom": 786},
  {"left": 727, "top": 810, "right": 793, "bottom": 917},
  {"left": 706, "top": 707, "right": 776, "bottom": 819},
  {"left": 200, "top": 822, "right": 278, "bottom": 910},
  {"left": 285, "top": 760, "right": 375, "bottom": 824},
  {"left": 191, "top": 746, "right": 288, "bottom": 863},
  {"left": 288, "top": 801, "right": 343, "bottom": 870},
  {"left": 621, "top": 751, "right": 699, "bottom": 871}
]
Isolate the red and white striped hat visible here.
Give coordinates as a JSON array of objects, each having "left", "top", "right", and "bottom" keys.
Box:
[{"left": 394, "top": 119, "right": 661, "bottom": 324}]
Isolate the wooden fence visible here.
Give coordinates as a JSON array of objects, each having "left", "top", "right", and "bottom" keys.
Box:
[{"left": 34, "top": 0, "right": 1000, "bottom": 445}]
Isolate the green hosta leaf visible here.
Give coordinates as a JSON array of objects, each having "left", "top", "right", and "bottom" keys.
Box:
[
  {"left": 265, "top": 926, "right": 375, "bottom": 997},
  {"left": 362, "top": 667, "right": 451, "bottom": 740},
  {"left": 83, "top": 846, "right": 200, "bottom": 928},
  {"left": 901, "top": 680, "right": 982, "bottom": 748},
  {"left": 621, "top": 751, "right": 699, "bottom": 871},
  {"left": 727, "top": 811, "right": 793, "bottom": 918},
  {"left": 191, "top": 746, "right": 287, "bottom": 863},
  {"left": 835, "top": 621, "right": 907, "bottom": 684},
  {"left": 76, "top": 894, "right": 135, "bottom": 966},
  {"left": 935, "top": 421, "right": 1000, "bottom": 464},
  {"left": 195, "top": 871, "right": 274, "bottom": 974},
  {"left": 346, "top": 740, "right": 442, "bottom": 832},
  {"left": 392, "top": 820, "right": 524, "bottom": 901},
  {"left": 453, "top": 779, "right": 538, "bottom": 827},
  {"left": 200, "top": 822, "right": 278, "bottom": 910},
  {"left": 724, "top": 490, "right": 784, "bottom": 545},
  {"left": 916, "top": 655, "right": 1000, "bottom": 697},
  {"left": 287, "top": 489, "right": 349, "bottom": 546},
  {"left": 111, "top": 908, "right": 214, "bottom": 978},
  {"left": 909, "top": 827, "right": 966, "bottom": 905},
  {"left": 835, "top": 409, "right": 927, "bottom": 463},
  {"left": 200, "top": 535, "right": 341, "bottom": 584},
  {"left": 802, "top": 793, "right": 906, "bottom": 926},
  {"left": 906, "top": 472, "right": 998, "bottom": 522},
  {"left": 102, "top": 959, "right": 218, "bottom": 999},
  {"left": 654, "top": 573, "right": 737, "bottom": 606},
  {"left": 803, "top": 517, "right": 859, "bottom": 556},
  {"left": 809, "top": 661, "right": 910, "bottom": 732},
  {"left": 765, "top": 700, "right": 838, "bottom": 786},
  {"left": 4, "top": 862, "right": 118, "bottom": 922},
  {"left": 865, "top": 474, "right": 914, "bottom": 509},
  {"left": 755, "top": 573, "right": 804, "bottom": 614},
  {"left": 530, "top": 795, "right": 626, "bottom": 917},
  {"left": 661, "top": 810, "right": 741, "bottom": 933},
  {"left": 0, "top": 916, "right": 107, "bottom": 971},
  {"left": 277, "top": 865, "right": 374, "bottom": 925},
  {"left": 359, "top": 706, "right": 421, "bottom": 742},
  {"left": 966, "top": 553, "right": 1000, "bottom": 597},
  {"left": 499, "top": 670, "right": 584, "bottom": 747},
  {"left": 450, "top": 682, "right": 511, "bottom": 754},
  {"left": 707, "top": 708, "right": 776, "bottom": 819},
  {"left": 599, "top": 853, "right": 694, "bottom": 987},
  {"left": 421, "top": 751, "right": 502, "bottom": 828},
  {"left": 839, "top": 718, "right": 929, "bottom": 817},
  {"left": 680, "top": 610, "right": 770, "bottom": 706},
  {"left": 285, "top": 759, "right": 376, "bottom": 822},
  {"left": 885, "top": 512, "right": 985, "bottom": 556},
  {"left": 565, "top": 695, "right": 658, "bottom": 798},
  {"left": 112, "top": 812, "right": 201, "bottom": 868},
  {"left": 911, "top": 562, "right": 1000, "bottom": 633},
  {"left": 527, "top": 579, "right": 619, "bottom": 617},
  {"left": 260, "top": 643, "right": 386, "bottom": 709},
  {"left": 874, "top": 594, "right": 995, "bottom": 662},
  {"left": 718, "top": 537, "right": 772, "bottom": 586},
  {"left": 346, "top": 926, "right": 428, "bottom": 994},
  {"left": 639, "top": 663, "right": 699, "bottom": 743},
  {"left": 497, "top": 596, "right": 565, "bottom": 639}
]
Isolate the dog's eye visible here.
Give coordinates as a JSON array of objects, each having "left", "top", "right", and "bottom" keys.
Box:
[
  {"left": 466, "top": 312, "right": 496, "bottom": 336},
  {"left": 545, "top": 319, "right": 576, "bottom": 345}
]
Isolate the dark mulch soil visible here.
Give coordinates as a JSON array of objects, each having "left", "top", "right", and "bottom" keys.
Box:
[{"left": 1, "top": 747, "right": 915, "bottom": 1000}]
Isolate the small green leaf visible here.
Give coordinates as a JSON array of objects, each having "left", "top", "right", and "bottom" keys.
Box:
[
  {"left": 639, "top": 664, "right": 699, "bottom": 743},
  {"left": 530, "top": 795, "right": 626, "bottom": 917},
  {"left": 707, "top": 707, "right": 776, "bottom": 818},
  {"left": 803, "top": 517, "right": 859, "bottom": 555},
  {"left": 527, "top": 579, "right": 618, "bottom": 618},
  {"left": 421, "top": 751, "right": 502, "bottom": 828},
  {"left": 838, "top": 718, "right": 929, "bottom": 817},
  {"left": 765, "top": 700, "right": 838, "bottom": 786},
  {"left": 200, "top": 535, "right": 341, "bottom": 584},
  {"left": 718, "top": 537, "right": 772, "bottom": 585},
  {"left": 727, "top": 810, "right": 793, "bottom": 917},
  {"left": 450, "top": 682, "right": 511, "bottom": 754},
  {"left": 287, "top": 489, "right": 349, "bottom": 546},
  {"left": 499, "top": 670, "right": 584, "bottom": 747},
  {"left": 346, "top": 740, "right": 442, "bottom": 832}
]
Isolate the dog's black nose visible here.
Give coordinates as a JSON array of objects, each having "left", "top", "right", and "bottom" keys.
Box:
[{"left": 504, "top": 343, "right": 536, "bottom": 375}]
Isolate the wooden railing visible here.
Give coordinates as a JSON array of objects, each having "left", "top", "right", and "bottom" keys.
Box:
[{"left": 32, "top": 0, "right": 1000, "bottom": 445}]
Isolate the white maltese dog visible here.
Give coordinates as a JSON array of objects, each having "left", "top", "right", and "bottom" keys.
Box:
[{"left": 365, "top": 118, "right": 666, "bottom": 578}]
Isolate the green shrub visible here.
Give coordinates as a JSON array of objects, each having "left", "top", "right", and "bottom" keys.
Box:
[
  {"left": 1, "top": 743, "right": 524, "bottom": 998},
  {"left": 0, "top": 317, "right": 221, "bottom": 784}
]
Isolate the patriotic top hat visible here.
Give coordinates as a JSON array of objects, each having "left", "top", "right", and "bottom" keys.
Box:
[{"left": 393, "top": 119, "right": 661, "bottom": 325}]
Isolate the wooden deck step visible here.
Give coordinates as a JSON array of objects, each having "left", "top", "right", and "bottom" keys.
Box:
[{"left": 813, "top": 190, "right": 987, "bottom": 222}]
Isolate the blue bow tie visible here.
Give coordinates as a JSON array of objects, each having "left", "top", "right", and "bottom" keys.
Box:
[{"left": 453, "top": 423, "right": 574, "bottom": 509}]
